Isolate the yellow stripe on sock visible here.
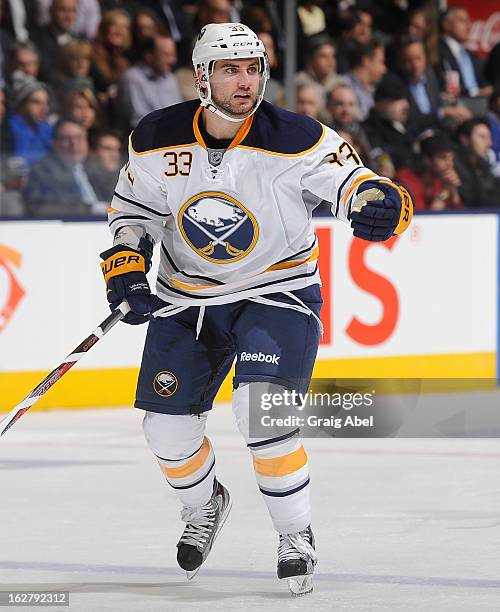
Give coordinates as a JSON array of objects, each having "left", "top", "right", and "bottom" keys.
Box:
[
  {"left": 253, "top": 446, "right": 307, "bottom": 477},
  {"left": 161, "top": 437, "right": 211, "bottom": 479}
]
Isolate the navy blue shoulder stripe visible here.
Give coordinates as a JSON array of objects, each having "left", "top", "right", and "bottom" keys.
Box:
[
  {"left": 113, "top": 191, "right": 171, "bottom": 218},
  {"left": 241, "top": 101, "right": 324, "bottom": 155},
  {"left": 131, "top": 100, "right": 199, "bottom": 153}
]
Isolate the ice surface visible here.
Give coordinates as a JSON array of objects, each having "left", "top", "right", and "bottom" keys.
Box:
[{"left": 1, "top": 405, "right": 499, "bottom": 611}]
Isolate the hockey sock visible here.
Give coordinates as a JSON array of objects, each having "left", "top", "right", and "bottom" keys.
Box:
[
  {"left": 142, "top": 411, "right": 215, "bottom": 508},
  {"left": 233, "top": 383, "right": 311, "bottom": 534}
]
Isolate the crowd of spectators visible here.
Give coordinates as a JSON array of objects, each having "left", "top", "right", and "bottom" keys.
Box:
[{"left": 0, "top": 0, "right": 499, "bottom": 217}]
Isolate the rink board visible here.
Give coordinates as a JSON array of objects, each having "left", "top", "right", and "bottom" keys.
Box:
[{"left": 0, "top": 214, "right": 498, "bottom": 410}]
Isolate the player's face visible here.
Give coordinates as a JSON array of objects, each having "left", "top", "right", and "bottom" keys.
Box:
[{"left": 208, "top": 59, "right": 261, "bottom": 118}]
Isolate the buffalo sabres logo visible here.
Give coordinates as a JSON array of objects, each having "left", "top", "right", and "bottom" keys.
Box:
[
  {"left": 153, "top": 371, "right": 178, "bottom": 397},
  {"left": 178, "top": 192, "right": 258, "bottom": 263}
]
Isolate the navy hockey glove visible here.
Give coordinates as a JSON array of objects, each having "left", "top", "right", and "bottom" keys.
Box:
[
  {"left": 100, "top": 240, "right": 153, "bottom": 325},
  {"left": 349, "top": 180, "right": 413, "bottom": 242}
]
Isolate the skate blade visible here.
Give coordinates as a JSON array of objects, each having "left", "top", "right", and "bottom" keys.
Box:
[
  {"left": 184, "top": 497, "right": 233, "bottom": 581},
  {"left": 284, "top": 574, "right": 313, "bottom": 596},
  {"left": 186, "top": 569, "right": 199, "bottom": 581}
]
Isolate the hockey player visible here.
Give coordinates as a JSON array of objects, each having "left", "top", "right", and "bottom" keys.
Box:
[{"left": 100, "top": 23, "right": 413, "bottom": 596}]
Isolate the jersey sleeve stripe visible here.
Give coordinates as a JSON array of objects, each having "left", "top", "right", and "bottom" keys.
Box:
[
  {"left": 342, "top": 173, "right": 378, "bottom": 210},
  {"left": 109, "top": 214, "right": 151, "bottom": 227},
  {"left": 334, "top": 167, "right": 363, "bottom": 216},
  {"left": 113, "top": 191, "right": 171, "bottom": 218}
]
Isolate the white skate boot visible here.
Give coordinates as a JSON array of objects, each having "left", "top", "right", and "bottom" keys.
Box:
[
  {"left": 176, "top": 479, "right": 232, "bottom": 580},
  {"left": 277, "top": 525, "right": 317, "bottom": 596}
]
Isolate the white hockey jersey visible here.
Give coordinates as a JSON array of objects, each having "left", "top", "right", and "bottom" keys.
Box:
[{"left": 108, "top": 100, "right": 386, "bottom": 307}]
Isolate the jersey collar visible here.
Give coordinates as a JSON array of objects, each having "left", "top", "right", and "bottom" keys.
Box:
[{"left": 193, "top": 105, "right": 253, "bottom": 151}]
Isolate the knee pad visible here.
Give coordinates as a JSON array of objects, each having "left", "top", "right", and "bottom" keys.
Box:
[
  {"left": 232, "top": 382, "right": 300, "bottom": 446},
  {"left": 142, "top": 411, "right": 207, "bottom": 460}
]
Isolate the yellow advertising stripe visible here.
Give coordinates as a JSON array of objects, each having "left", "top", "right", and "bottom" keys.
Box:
[
  {"left": 0, "top": 352, "right": 495, "bottom": 413},
  {"left": 253, "top": 445, "right": 308, "bottom": 477},
  {"left": 161, "top": 437, "right": 211, "bottom": 479}
]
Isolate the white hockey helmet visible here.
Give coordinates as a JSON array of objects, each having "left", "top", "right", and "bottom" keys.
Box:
[{"left": 192, "top": 23, "right": 270, "bottom": 122}]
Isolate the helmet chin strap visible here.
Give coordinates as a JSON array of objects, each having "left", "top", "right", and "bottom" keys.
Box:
[{"left": 200, "top": 98, "right": 258, "bottom": 123}]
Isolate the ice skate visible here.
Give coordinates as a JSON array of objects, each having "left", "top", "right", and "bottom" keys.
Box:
[
  {"left": 176, "top": 479, "right": 232, "bottom": 580},
  {"left": 277, "top": 525, "right": 317, "bottom": 596}
]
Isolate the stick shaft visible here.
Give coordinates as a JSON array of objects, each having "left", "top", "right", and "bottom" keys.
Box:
[{"left": 0, "top": 302, "right": 130, "bottom": 438}]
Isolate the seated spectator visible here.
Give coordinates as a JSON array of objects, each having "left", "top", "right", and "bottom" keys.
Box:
[
  {"left": 295, "top": 35, "right": 342, "bottom": 97},
  {"left": 454, "top": 118, "right": 500, "bottom": 208},
  {"left": 6, "top": 76, "right": 53, "bottom": 170},
  {"left": 344, "top": 40, "right": 387, "bottom": 120},
  {"left": 437, "top": 6, "right": 493, "bottom": 99},
  {"left": 51, "top": 40, "right": 94, "bottom": 100},
  {"left": 32, "top": 0, "right": 82, "bottom": 83},
  {"left": 297, "top": 1, "right": 327, "bottom": 38},
  {"left": 396, "top": 38, "right": 471, "bottom": 129},
  {"left": 323, "top": 82, "right": 370, "bottom": 153},
  {"left": 0, "top": 88, "right": 25, "bottom": 216},
  {"left": 404, "top": 7, "right": 438, "bottom": 67},
  {"left": 486, "top": 86, "right": 500, "bottom": 176},
  {"left": 295, "top": 83, "right": 323, "bottom": 119},
  {"left": 335, "top": 8, "right": 373, "bottom": 73},
  {"left": 25, "top": 117, "right": 103, "bottom": 216},
  {"left": 196, "top": 0, "right": 234, "bottom": 28},
  {"left": 484, "top": 41, "right": 500, "bottom": 88},
  {"left": 258, "top": 31, "right": 284, "bottom": 106},
  {"left": 241, "top": 5, "right": 273, "bottom": 36},
  {"left": 362, "top": 74, "right": 418, "bottom": 171},
  {"left": 86, "top": 129, "right": 122, "bottom": 204},
  {"left": 91, "top": 9, "right": 132, "bottom": 104},
  {"left": 62, "top": 88, "right": 105, "bottom": 141},
  {"left": 7, "top": 43, "right": 40, "bottom": 82},
  {"left": 73, "top": 0, "right": 101, "bottom": 40},
  {"left": 118, "top": 35, "right": 183, "bottom": 130},
  {"left": 397, "top": 133, "right": 462, "bottom": 210},
  {"left": 130, "top": 8, "right": 168, "bottom": 59}
]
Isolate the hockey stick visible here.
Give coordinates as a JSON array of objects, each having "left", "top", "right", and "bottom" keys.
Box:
[{"left": 0, "top": 300, "right": 131, "bottom": 438}]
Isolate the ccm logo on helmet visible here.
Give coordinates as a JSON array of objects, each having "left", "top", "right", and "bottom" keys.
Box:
[{"left": 240, "top": 352, "right": 280, "bottom": 364}]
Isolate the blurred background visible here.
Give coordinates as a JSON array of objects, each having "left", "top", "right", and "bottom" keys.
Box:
[{"left": 0, "top": 0, "right": 499, "bottom": 411}]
